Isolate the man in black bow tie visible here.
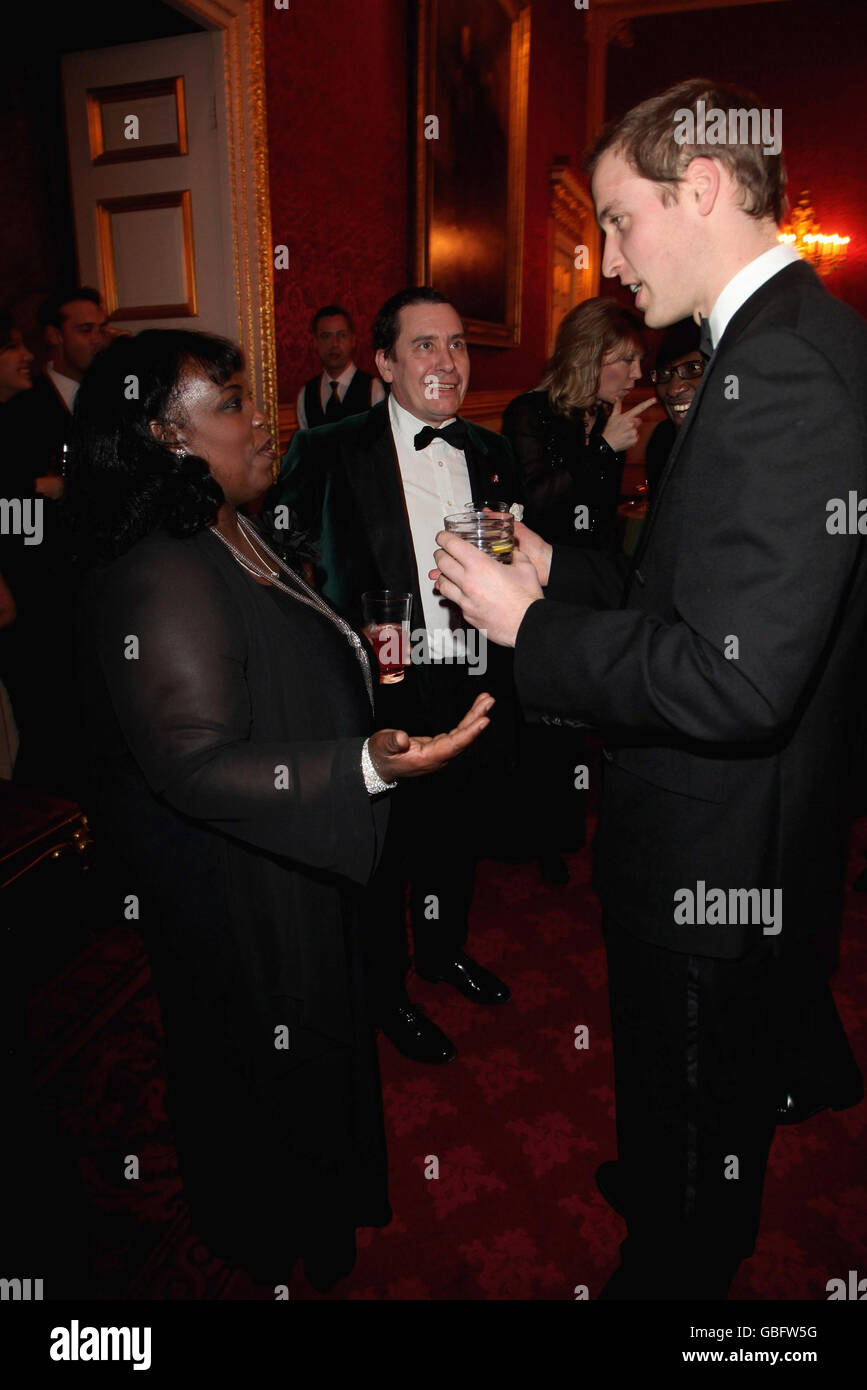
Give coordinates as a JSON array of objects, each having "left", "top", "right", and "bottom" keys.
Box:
[{"left": 270, "top": 287, "right": 523, "bottom": 1064}]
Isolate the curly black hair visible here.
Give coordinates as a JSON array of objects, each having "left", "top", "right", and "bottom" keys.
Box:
[{"left": 64, "top": 329, "right": 310, "bottom": 567}]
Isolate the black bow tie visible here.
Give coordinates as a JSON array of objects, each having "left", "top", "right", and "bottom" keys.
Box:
[
  {"left": 699, "top": 316, "right": 714, "bottom": 361},
  {"left": 414, "top": 419, "right": 468, "bottom": 452}
]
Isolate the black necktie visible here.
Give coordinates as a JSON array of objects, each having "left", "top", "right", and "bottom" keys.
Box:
[
  {"left": 413, "top": 418, "right": 468, "bottom": 451},
  {"left": 698, "top": 316, "right": 714, "bottom": 361},
  {"left": 325, "top": 380, "right": 341, "bottom": 420}
]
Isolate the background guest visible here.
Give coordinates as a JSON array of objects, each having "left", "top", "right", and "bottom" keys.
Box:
[
  {"left": 0, "top": 312, "right": 33, "bottom": 777},
  {"left": 0, "top": 293, "right": 105, "bottom": 794},
  {"left": 296, "top": 304, "right": 385, "bottom": 429},
  {"left": 501, "top": 298, "right": 650, "bottom": 551},
  {"left": 501, "top": 299, "right": 651, "bottom": 884},
  {"left": 0, "top": 315, "right": 34, "bottom": 405},
  {"left": 16, "top": 286, "right": 112, "bottom": 497},
  {"left": 645, "top": 318, "right": 705, "bottom": 500}
]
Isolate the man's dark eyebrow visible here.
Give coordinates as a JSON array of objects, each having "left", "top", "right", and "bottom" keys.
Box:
[
  {"left": 409, "top": 330, "right": 466, "bottom": 344},
  {"left": 597, "top": 203, "right": 617, "bottom": 229},
  {"left": 218, "top": 381, "right": 242, "bottom": 392}
]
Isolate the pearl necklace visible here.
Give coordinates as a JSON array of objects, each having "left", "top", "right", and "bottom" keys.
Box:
[{"left": 209, "top": 515, "right": 374, "bottom": 709}]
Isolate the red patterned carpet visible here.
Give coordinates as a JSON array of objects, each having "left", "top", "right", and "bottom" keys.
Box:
[{"left": 29, "top": 816, "right": 867, "bottom": 1301}]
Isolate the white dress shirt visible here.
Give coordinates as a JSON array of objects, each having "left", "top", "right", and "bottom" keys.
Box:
[
  {"left": 295, "top": 362, "right": 384, "bottom": 429},
  {"left": 46, "top": 362, "right": 78, "bottom": 412},
  {"left": 708, "top": 241, "right": 801, "bottom": 351},
  {"left": 388, "top": 392, "right": 473, "bottom": 655}
]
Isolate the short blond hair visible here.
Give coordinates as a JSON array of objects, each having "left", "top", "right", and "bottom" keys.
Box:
[{"left": 584, "top": 78, "right": 787, "bottom": 224}]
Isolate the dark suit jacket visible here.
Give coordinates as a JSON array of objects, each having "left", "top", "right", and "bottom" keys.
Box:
[
  {"left": 270, "top": 400, "right": 523, "bottom": 731},
  {"left": 5, "top": 372, "right": 71, "bottom": 486},
  {"left": 514, "top": 260, "right": 867, "bottom": 958}
]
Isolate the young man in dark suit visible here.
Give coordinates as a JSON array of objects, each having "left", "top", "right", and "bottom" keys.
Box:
[
  {"left": 1, "top": 287, "right": 109, "bottom": 793},
  {"left": 18, "top": 287, "right": 112, "bottom": 491},
  {"left": 434, "top": 79, "right": 865, "bottom": 1298},
  {"left": 272, "top": 287, "right": 523, "bottom": 1064}
]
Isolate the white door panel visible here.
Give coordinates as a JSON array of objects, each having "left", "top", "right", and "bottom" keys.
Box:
[{"left": 62, "top": 32, "right": 235, "bottom": 339}]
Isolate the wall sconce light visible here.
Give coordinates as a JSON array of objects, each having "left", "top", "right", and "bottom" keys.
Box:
[{"left": 778, "top": 191, "right": 851, "bottom": 276}]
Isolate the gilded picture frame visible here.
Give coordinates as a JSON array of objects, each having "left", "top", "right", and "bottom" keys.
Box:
[{"left": 415, "top": 0, "right": 531, "bottom": 347}]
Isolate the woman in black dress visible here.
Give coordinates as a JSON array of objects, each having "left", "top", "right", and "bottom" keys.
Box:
[
  {"left": 67, "top": 330, "right": 492, "bottom": 1292},
  {"left": 502, "top": 299, "right": 647, "bottom": 881},
  {"left": 502, "top": 297, "right": 648, "bottom": 549},
  {"left": 0, "top": 313, "right": 35, "bottom": 773}
]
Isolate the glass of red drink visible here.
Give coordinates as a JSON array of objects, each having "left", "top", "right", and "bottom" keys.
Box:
[{"left": 361, "top": 590, "right": 413, "bottom": 683}]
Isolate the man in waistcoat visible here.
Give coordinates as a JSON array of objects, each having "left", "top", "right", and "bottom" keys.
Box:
[{"left": 296, "top": 305, "right": 384, "bottom": 430}]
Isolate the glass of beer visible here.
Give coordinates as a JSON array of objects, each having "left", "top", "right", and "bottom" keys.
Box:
[
  {"left": 361, "top": 590, "right": 413, "bottom": 683},
  {"left": 444, "top": 508, "right": 515, "bottom": 563}
]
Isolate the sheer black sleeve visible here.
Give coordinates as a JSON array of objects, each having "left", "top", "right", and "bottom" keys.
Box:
[
  {"left": 502, "top": 392, "right": 621, "bottom": 526},
  {"left": 502, "top": 394, "right": 576, "bottom": 519},
  {"left": 85, "top": 536, "right": 379, "bottom": 884}
]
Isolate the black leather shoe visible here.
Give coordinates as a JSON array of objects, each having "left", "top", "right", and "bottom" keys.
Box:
[
  {"left": 415, "top": 952, "right": 510, "bottom": 1004},
  {"left": 595, "top": 1160, "right": 627, "bottom": 1218},
  {"left": 538, "top": 852, "right": 570, "bottom": 885},
  {"left": 377, "top": 1001, "right": 456, "bottom": 1064},
  {"left": 775, "top": 1081, "right": 863, "bottom": 1126},
  {"left": 776, "top": 1091, "right": 829, "bottom": 1126}
]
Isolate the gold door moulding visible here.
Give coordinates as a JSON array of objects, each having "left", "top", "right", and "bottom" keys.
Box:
[
  {"left": 174, "top": 0, "right": 278, "bottom": 452},
  {"left": 97, "top": 190, "right": 198, "bottom": 320},
  {"left": 86, "top": 77, "right": 189, "bottom": 165}
]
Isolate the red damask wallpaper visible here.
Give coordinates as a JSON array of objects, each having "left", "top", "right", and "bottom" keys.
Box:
[
  {"left": 605, "top": 0, "right": 867, "bottom": 321},
  {"left": 264, "top": 1, "right": 411, "bottom": 402},
  {"left": 264, "top": 0, "right": 866, "bottom": 407},
  {"left": 263, "top": 0, "right": 591, "bottom": 405}
]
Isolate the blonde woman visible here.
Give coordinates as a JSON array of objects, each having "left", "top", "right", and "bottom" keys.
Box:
[
  {"left": 502, "top": 298, "right": 650, "bottom": 549},
  {"left": 503, "top": 300, "right": 648, "bottom": 883}
]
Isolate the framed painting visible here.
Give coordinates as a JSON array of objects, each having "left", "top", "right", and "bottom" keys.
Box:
[{"left": 415, "top": 0, "right": 531, "bottom": 347}]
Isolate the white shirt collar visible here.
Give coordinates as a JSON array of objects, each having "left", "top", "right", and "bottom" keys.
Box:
[
  {"left": 322, "top": 361, "right": 357, "bottom": 387},
  {"left": 388, "top": 392, "right": 456, "bottom": 447},
  {"left": 708, "top": 242, "right": 801, "bottom": 350},
  {"left": 46, "top": 362, "right": 78, "bottom": 412}
]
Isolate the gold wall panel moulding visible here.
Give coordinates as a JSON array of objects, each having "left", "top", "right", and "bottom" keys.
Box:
[
  {"left": 97, "top": 190, "right": 198, "bottom": 320},
  {"left": 86, "top": 76, "right": 188, "bottom": 165}
]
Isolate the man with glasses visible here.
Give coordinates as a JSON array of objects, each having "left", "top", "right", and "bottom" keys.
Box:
[{"left": 644, "top": 318, "right": 705, "bottom": 501}]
